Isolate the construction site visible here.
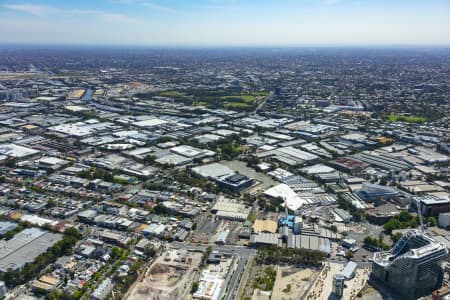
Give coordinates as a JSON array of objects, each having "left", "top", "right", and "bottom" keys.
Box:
[{"left": 125, "top": 249, "right": 202, "bottom": 300}]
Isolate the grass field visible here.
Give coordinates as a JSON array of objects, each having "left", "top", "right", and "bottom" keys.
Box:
[
  {"left": 159, "top": 90, "right": 189, "bottom": 98},
  {"left": 251, "top": 91, "right": 270, "bottom": 97},
  {"left": 150, "top": 89, "right": 269, "bottom": 111},
  {"left": 221, "top": 95, "right": 256, "bottom": 103},
  {"left": 220, "top": 91, "right": 269, "bottom": 102},
  {"left": 387, "top": 114, "right": 427, "bottom": 123},
  {"left": 193, "top": 101, "right": 207, "bottom": 106},
  {"left": 224, "top": 102, "right": 251, "bottom": 108}
]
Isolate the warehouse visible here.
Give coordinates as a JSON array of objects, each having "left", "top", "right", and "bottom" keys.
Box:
[
  {"left": 170, "top": 145, "right": 215, "bottom": 159},
  {"left": 215, "top": 211, "right": 248, "bottom": 221},
  {"left": 287, "top": 233, "right": 331, "bottom": 255},
  {"left": 353, "top": 151, "right": 411, "bottom": 171},
  {"left": 0, "top": 228, "right": 63, "bottom": 271},
  {"left": 264, "top": 183, "right": 306, "bottom": 211},
  {"left": 334, "top": 208, "right": 353, "bottom": 223},
  {"left": 276, "top": 146, "right": 319, "bottom": 163},
  {"left": 215, "top": 173, "right": 254, "bottom": 193},
  {"left": 249, "top": 233, "right": 281, "bottom": 246},
  {"left": 257, "top": 146, "right": 319, "bottom": 166},
  {"left": 132, "top": 118, "right": 168, "bottom": 128},
  {"left": 192, "top": 163, "right": 234, "bottom": 179},
  {"left": 412, "top": 195, "right": 450, "bottom": 217},
  {"left": 341, "top": 261, "right": 357, "bottom": 280},
  {"left": 0, "top": 143, "right": 40, "bottom": 159},
  {"left": 211, "top": 197, "right": 250, "bottom": 221},
  {"left": 0, "top": 221, "right": 18, "bottom": 235}
]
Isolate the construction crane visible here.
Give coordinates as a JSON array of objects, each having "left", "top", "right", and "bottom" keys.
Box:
[
  {"left": 284, "top": 196, "right": 289, "bottom": 219},
  {"left": 417, "top": 201, "right": 424, "bottom": 233}
]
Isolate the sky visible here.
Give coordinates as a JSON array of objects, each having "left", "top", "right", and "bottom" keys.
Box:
[{"left": 0, "top": 0, "right": 450, "bottom": 46}]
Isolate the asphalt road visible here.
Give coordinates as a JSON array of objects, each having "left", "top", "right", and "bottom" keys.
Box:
[{"left": 170, "top": 241, "right": 257, "bottom": 299}]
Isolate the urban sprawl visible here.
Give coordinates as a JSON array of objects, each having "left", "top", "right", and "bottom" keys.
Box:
[{"left": 0, "top": 48, "right": 449, "bottom": 300}]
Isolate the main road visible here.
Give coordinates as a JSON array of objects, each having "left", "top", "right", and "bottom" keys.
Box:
[
  {"left": 170, "top": 241, "right": 257, "bottom": 299},
  {"left": 251, "top": 91, "right": 274, "bottom": 116}
]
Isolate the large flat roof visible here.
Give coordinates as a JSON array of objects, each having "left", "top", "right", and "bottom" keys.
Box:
[
  {"left": 0, "top": 143, "right": 40, "bottom": 158},
  {"left": 133, "top": 118, "right": 168, "bottom": 128},
  {"left": 192, "top": 163, "right": 234, "bottom": 179},
  {"left": 341, "top": 261, "right": 357, "bottom": 279},
  {"left": 0, "top": 228, "right": 63, "bottom": 271},
  {"left": 264, "top": 183, "right": 306, "bottom": 210}
]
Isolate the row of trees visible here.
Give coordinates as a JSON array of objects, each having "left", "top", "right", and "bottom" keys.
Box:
[
  {"left": 77, "top": 167, "right": 114, "bottom": 182},
  {"left": 383, "top": 211, "right": 436, "bottom": 234},
  {"left": 363, "top": 236, "right": 389, "bottom": 251},
  {"left": 257, "top": 196, "right": 284, "bottom": 213},
  {"left": 256, "top": 245, "right": 325, "bottom": 267},
  {"left": 0, "top": 228, "right": 80, "bottom": 287},
  {"left": 171, "top": 169, "right": 218, "bottom": 193}
]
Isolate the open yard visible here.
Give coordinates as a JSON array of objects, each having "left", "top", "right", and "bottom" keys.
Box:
[{"left": 271, "top": 266, "right": 319, "bottom": 300}]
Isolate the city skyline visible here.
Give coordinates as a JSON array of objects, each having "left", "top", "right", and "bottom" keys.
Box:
[{"left": 1, "top": 0, "right": 450, "bottom": 46}]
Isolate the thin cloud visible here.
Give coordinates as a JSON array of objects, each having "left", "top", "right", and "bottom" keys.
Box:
[
  {"left": 109, "top": 0, "right": 190, "bottom": 16},
  {"left": 141, "top": 2, "right": 185, "bottom": 14},
  {"left": 3, "top": 4, "right": 54, "bottom": 16},
  {"left": 3, "top": 3, "right": 144, "bottom": 24}
]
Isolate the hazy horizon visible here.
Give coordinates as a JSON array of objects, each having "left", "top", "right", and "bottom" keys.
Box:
[{"left": 1, "top": 0, "right": 450, "bottom": 46}]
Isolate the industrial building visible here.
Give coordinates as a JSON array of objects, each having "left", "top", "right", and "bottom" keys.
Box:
[
  {"left": 0, "top": 228, "right": 63, "bottom": 272},
  {"left": 357, "top": 182, "right": 400, "bottom": 202},
  {"left": 215, "top": 173, "right": 254, "bottom": 193},
  {"left": 411, "top": 195, "right": 450, "bottom": 217},
  {"left": 249, "top": 233, "right": 281, "bottom": 246},
  {"left": 333, "top": 208, "right": 353, "bottom": 223},
  {"left": 341, "top": 261, "right": 357, "bottom": 279},
  {"left": 286, "top": 233, "right": 331, "bottom": 255},
  {"left": 256, "top": 145, "right": 319, "bottom": 166},
  {"left": 0, "top": 221, "right": 18, "bottom": 235},
  {"left": 353, "top": 151, "right": 411, "bottom": 171},
  {"left": 192, "top": 163, "right": 253, "bottom": 193},
  {"left": 0, "top": 143, "right": 40, "bottom": 159},
  {"left": 438, "top": 212, "right": 450, "bottom": 229},
  {"left": 371, "top": 230, "right": 448, "bottom": 299},
  {"left": 211, "top": 197, "right": 250, "bottom": 221},
  {"left": 264, "top": 183, "right": 306, "bottom": 211},
  {"left": 192, "top": 163, "right": 234, "bottom": 179}
]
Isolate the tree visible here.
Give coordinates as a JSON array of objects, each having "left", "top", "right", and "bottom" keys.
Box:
[
  {"left": 247, "top": 213, "right": 256, "bottom": 223},
  {"left": 345, "top": 251, "right": 354, "bottom": 260},
  {"left": 283, "top": 284, "right": 292, "bottom": 293},
  {"left": 428, "top": 217, "right": 437, "bottom": 227},
  {"left": 391, "top": 232, "right": 403, "bottom": 244},
  {"left": 111, "top": 247, "right": 124, "bottom": 259},
  {"left": 5, "top": 158, "right": 17, "bottom": 168},
  {"left": 329, "top": 225, "right": 338, "bottom": 233},
  {"left": 363, "top": 236, "right": 389, "bottom": 250},
  {"left": 201, "top": 246, "right": 212, "bottom": 266},
  {"left": 143, "top": 155, "right": 157, "bottom": 164},
  {"left": 379, "top": 177, "right": 388, "bottom": 186},
  {"left": 47, "top": 199, "right": 57, "bottom": 208},
  {"left": 145, "top": 245, "right": 156, "bottom": 257},
  {"left": 64, "top": 227, "right": 81, "bottom": 239},
  {"left": 191, "top": 281, "right": 199, "bottom": 294}
]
